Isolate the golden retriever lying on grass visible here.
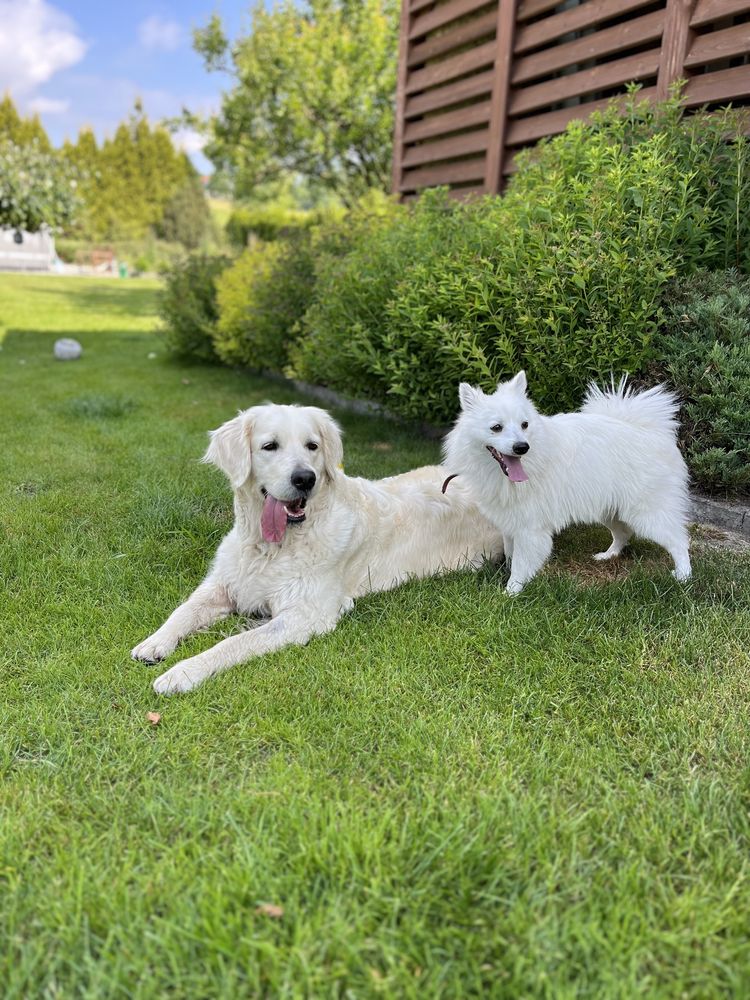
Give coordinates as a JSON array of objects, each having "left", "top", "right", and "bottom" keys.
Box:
[{"left": 132, "top": 404, "right": 501, "bottom": 693}]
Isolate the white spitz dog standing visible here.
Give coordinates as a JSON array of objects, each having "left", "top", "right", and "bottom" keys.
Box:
[{"left": 443, "top": 372, "right": 692, "bottom": 594}]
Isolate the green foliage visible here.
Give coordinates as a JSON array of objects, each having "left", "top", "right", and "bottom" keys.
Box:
[
  {"left": 160, "top": 254, "right": 229, "bottom": 361},
  {"left": 656, "top": 270, "right": 750, "bottom": 495},
  {"left": 0, "top": 94, "right": 51, "bottom": 151},
  {"left": 213, "top": 234, "right": 317, "bottom": 371},
  {"left": 0, "top": 139, "right": 80, "bottom": 233},
  {"left": 294, "top": 93, "right": 750, "bottom": 422},
  {"left": 225, "top": 202, "right": 312, "bottom": 248},
  {"left": 192, "top": 0, "right": 399, "bottom": 203},
  {"left": 156, "top": 174, "right": 213, "bottom": 250},
  {"left": 59, "top": 105, "right": 209, "bottom": 246}
]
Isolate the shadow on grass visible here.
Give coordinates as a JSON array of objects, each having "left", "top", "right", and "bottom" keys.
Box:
[{"left": 17, "top": 280, "right": 160, "bottom": 319}]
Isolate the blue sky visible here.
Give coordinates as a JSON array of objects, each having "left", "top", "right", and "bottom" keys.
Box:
[{"left": 0, "top": 0, "right": 251, "bottom": 172}]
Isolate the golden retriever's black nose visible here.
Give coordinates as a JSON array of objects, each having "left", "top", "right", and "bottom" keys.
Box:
[
  {"left": 513, "top": 442, "right": 529, "bottom": 455},
  {"left": 291, "top": 469, "right": 316, "bottom": 493}
]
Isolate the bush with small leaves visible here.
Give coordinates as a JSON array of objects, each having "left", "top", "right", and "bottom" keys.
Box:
[
  {"left": 655, "top": 269, "right": 750, "bottom": 496},
  {"left": 160, "top": 254, "right": 229, "bottom": 362}
]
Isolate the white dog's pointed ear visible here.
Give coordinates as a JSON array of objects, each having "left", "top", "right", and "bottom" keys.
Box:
[
  {"left": 458, "top": 383, "right": 484, "bottom": 411},
  {"left": 508, "top": 370, "right": 527, "bottom": 394},
  {"left": 202, "top": 411, "right": 254, "bottom": 489},
  {"left": 310, "top": 407, "right": 343, "bottom": 481}
]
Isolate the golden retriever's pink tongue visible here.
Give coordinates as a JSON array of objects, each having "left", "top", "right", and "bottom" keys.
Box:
[
  {"left": 504, "top": 455, "right": 528, "bottom": 483},
  {"left": 261, "top": 494, "right": 288, "bottom": 543}
]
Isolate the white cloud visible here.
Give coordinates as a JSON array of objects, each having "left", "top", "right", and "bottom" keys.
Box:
[
  {"left": 28, "top": 96, "right": 69, "bottom": 115},
  {"left": 138, "top": 15, "right": 182, "bottom": 51},
  {"left": 173, "top": 128, "right": 206, "bottom": 156},
  {"left": 0, "top": 0, "right": 86, "bottom": 98}
]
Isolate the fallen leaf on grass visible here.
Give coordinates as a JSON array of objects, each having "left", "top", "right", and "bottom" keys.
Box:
[
  {"left": 372, "top": 442, "right": 392, "bottom": 452},
  {"left": 181, "top": 378, "right": 192, "bottom": 385},
  {"left": 255, "top": 903, "right": 284, "bottom": 919},
  {"left": 146, "top": 712, "right": 161, "bottom": 726}
]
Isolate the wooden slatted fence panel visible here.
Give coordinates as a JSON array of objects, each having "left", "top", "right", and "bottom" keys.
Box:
[{"left": 393, "top": 0, "right": 750, "bottom": 199}]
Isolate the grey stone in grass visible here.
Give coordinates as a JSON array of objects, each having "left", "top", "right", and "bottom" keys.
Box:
[{"left": 54, "top": 338, "right": 82, "bottom": 361}]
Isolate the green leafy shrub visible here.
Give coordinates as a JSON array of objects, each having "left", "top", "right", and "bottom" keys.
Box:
[
  {"left": 0, "top": 139, "right": 80, "bottom": 232},
  {"left": 293, "top": 93, "right": 749, "bottom": 422},
  {"left": 212, "top": 234, "right": 316, "bottom": 371},
  {"left": 655, "top": 270, "right": 750, "bottom": 495},
  {"left": 160, "top": 253, "right": 229, "bottom": 361},
  {"left": 225, "top": 203, "right": 312, "bottom": 247}
]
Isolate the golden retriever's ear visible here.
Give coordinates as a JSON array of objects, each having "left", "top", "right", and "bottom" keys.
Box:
[
  {"left": 202, "top": 411, "right": 254, "bottom": 489},
  {"left": 310, "top": 407, "right": 343, "bottom": 481}
]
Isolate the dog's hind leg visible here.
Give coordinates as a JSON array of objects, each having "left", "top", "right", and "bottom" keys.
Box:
[
  {"left": 131, "top": 578, "right": 234, "bottom": 664},
  {"left": 506, "top": 531, "right": 553, "bottom": 595},
  {"left": 628, "top": 512, "right": 692, "bottom": 581},
  {"left": 593, "top": 518, "right": 633, "bottom": 561}
]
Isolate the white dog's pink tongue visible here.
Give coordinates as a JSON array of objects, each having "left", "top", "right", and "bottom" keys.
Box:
[
  {"left": 504, "top": 455, "right": 529, "bottom": 483},
  {"left": 261, "top": 494, "right": 288, "bottom": 543}
]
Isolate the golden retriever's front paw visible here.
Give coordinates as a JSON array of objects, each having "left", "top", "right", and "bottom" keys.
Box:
[
  {"left": 153, "top": 658, "right": 208, "bottom": 695},
  {"left": 131, "top": 633, "right": 177, "bottom": 664}
]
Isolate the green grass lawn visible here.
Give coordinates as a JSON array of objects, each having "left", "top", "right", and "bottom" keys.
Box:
[{"left": 1, "top": 274, "right": 750, "bottom": 998}]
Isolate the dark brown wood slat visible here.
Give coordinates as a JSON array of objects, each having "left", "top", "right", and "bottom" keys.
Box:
[
  {"left": 684, "top": 22, "right": 750, "bottom": 66},
  {"left": 405, "top": 69, "right": 495, "bottom": 116},
  {"left": 410, "top": 0, "right": 494, "bottom": 40},
  {"left": 406, "top": 40, "right": 497, "bottom": 93},
  {"left": 409, "top": 11, "right": 497, "bottom": 67},
  {"left": 684, "top": 63, "right": 750, "bottom": 102},
  {"left": 513, "top": 10, "right": 664, "bottom": 84},
  {"left": 691, "top": 0, "right": 750, "bottom": 26},
  {"left": 509, "top": 48, "right": 661, "bottom": 114},
  {"left": 410, "top": 0, "right": 437, "bottom": 12},
  {"left": 403, "top": 100, "right": 492, "bottom": 142},
  {"left": 391, "top": 0, "right": 412, "bottom": 196},
  {"left": 502, "top": 151, "right": 520, "bottom": 174},
  {"left": 515, "top": 0, "right": 654, "bottom": 55},
  {"left": 506, "top": 86, "right": 658, "bottom": 144},
  {"left": 517, "top": 0, "right": 564, "bottom": 22},
  {"left": 402, "top": 128, "right": 490, "bottom": 166},
  {"left": 485, "top": 0, "right": 518, "bottom": 192},
  {"left": 657, "top": 0, "right": 696, "bottom": 99},
  {"left": 400, "top": 156, "right": 487, "bottom": 190}
]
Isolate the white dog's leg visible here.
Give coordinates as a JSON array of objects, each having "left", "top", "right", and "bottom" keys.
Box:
[
  {"left": 506, "top": 531, "right": 554, "bottom": 594},
  {"left": 593, "top": 518, "right": 633, "bottom": 561},
  {"left": 628, "top": 512, "right": 692, "bottom": 581},
  {"left": 152, "top": 604, "right": 344, "bottom": 694},
  {"left": 131, "top": 579, "right": 234, "bottom": 664}
]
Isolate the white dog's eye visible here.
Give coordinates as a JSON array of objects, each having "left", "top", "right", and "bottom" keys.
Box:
[
  {"left": 521, "top": 421, "right": 528, "bottom": 430},
  {"left": 261, "top": 441, "right": 279, "bottom": 452},
  {"left": 306, "top": 441, "right": 318, "bottom": 451},
  {"left": 491, "top": 423, "right": 503, "bottom": 433}
]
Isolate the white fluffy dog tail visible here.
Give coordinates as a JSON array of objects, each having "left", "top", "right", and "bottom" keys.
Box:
[{"left": 581, "top": 377, "right": 680, "bottom": 438}]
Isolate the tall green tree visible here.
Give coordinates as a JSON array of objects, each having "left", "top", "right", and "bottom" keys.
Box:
[
  {"left": 193, "top": 0, "right": 399, "bottom": 204},
  {"left": 0, "top": 94, "right": 52, "bottom": 151}
]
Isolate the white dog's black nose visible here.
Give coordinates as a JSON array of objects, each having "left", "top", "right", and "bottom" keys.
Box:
[
  {"left": 513, "top": 442, "right": 529, "bottom": 455},
  {"left": 291, "top": 468, "right": 316, "bottom": 493}
]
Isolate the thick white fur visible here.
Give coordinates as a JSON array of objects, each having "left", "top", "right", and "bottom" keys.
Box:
[
  {"left": 132, "top": 403, "right": 501, "bottom": 693},
  {"left": 443, "top": 372, "right": 692, "bottom": 595}
]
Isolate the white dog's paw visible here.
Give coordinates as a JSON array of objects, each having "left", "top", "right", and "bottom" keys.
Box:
[
  {"left": 153, "top": 658, "right": 209, "bottom": 695},
  {"left": 505, "top": 580, "right": 524, "bottom": 596},
  {"left": 593, "top": 550, "right": 616, "bottom": 562},
  {"left": 671, "top": 567, "right": 692, "bottom": 582},
  {"left": 131, "top": 633, "right": 178, "bottom": 664}
]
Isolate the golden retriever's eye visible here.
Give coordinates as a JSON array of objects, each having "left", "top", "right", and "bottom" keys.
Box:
[
  {"left": 521, "top": 421, "right": 528, "bottom": 430},
  {"left": 491, "top": 423, "right": 503, "bottom": 433},
  {"left": 306, "top": 441, "right": 318, "bottom": 451},
  {"left": 261, "top": 441, "right": 278, "bottom": 452}
]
